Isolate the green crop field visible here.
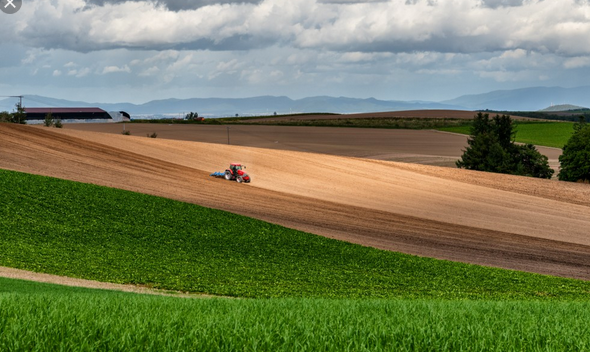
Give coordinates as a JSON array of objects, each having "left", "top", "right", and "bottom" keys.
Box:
[
  {"left": 2, "top": 168, "right": 590, "bottom": 300},
  {"left": 2, "top": 168, "right": 590, "bottom": 351},
  {"left": 437, "top": 121, "right": 574, "bottom": 148},
  {"left": 2, "top": 277, "right": 590, "bottom": 351}
]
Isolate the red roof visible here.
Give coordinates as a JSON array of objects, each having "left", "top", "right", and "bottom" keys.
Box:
[{"left": 24, "top": 107, "right": 106, "bottom": 113}]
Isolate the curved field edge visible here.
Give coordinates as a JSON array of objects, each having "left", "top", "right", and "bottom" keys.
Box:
[
  {"left": 1, "top": 168, "right": 590, "bottom": 300},
  {"left": 142, "top": 115, "right": 574, "bottom": 149},
  {"left": 437, "top": 122, "right": 574, "bottom": 149},
  {"left": 1, "top": 277, "right": 590, "bottom": 352}
]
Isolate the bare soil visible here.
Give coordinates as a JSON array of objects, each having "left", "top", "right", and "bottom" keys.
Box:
[
  {"left": 63, "top": 123, "right": 562, "bottom": 170},
  {"left": 1, "top": 123, "right": 589, "bottom": 292},
  {"left": 0, "top": 266, "right": 211, "bottom": 298}
]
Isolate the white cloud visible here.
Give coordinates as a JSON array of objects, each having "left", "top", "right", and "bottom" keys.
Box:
[
  {"left": 3, "top": 0, "right": 590, "bottom": 104},
  {"left": 10, "top": 0, "right": 587, "bottom": 56},
  {"left": 102, "top": 65, "right": 131, "bottom": 74},
  {"left": 67, "top": 67, "right": 92, "bottom": 77},
  {"left": 139, "top": 66, "right": 160, "bottom": 76},
  {"left": 564, "top": 57, "right": 590, "bottom": 69}
]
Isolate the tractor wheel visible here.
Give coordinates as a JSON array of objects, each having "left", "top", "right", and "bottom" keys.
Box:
[
  {"left": 224, "top": 171, "right": 232, "bottom": 180},
  {"left": 236, "top": 176, "right": 243, "bottom": 183}
]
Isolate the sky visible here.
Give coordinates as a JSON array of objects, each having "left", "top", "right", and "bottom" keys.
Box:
[{"left": 1, "top": 0, "right": 590, "bottom": 104}]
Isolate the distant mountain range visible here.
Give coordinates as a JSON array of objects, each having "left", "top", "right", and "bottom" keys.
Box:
[
  {"left": 2, "top": 86, "right": 590, "bottom": 117},
  {"left": 0, "top": 95, "right": 462, "bottom": 118},
  {"left": 441, "top": 86, "right": 590, "bottom": 111}
]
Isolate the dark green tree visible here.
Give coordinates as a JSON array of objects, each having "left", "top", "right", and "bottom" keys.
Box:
[
  {"left": 11, "top": 102, "right": 26, "bottom": 124},
  {"left": 558, "top": 117, "right": 590, "bottom": 182},
  {"left": 493, "top": 113, "right": 515, "bottom": 150},
  {"left": 44, "top": 112, "right": 54, "bottom": 127},
  {"left": 185, "top": 112, "right": 199, "bottom": 120},
  {"left": 457, "top": 113, "right": 553, "bottom": 178},
  {"left": 512, "top": 144, "right": 554, "bottom": 179}
]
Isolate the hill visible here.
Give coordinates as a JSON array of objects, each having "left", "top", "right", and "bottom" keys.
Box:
[
  {"left": 0, "top": 95, "right": 462, "bottom": 117},
  {"left": 4, "top": 86, "right": 590, "bottom": 116},
  {"left": 0, "top": 124, "right": 589, "bottom": 280},
  {"left": 539, "top": 104, "right": 588, "bottom": 112},
  {"left": 442, "top": 86, "right": 590, "bottom": 111}
]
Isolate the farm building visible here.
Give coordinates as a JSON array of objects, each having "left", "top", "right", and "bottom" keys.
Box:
[{"left": 23, "top": 107, "right": 128, "bottom": 121}]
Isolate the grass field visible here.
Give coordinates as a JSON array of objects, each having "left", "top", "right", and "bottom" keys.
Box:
[
  {"left": 437, "top": 121, "right": 574, "bottom": 148},
  {"left": 2, "top": 168, "right": 590, "bottom": 300},
  {"left": 3, "top": 169, "right": 590, "bottom": 350},
  {"left": 2, "top": 277, "right": 590, "bottom": 351}
]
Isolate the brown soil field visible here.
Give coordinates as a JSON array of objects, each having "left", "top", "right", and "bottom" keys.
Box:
[
  {"left": 63, "top": 123, "right": 562, "bottom": 170},
  {"left": 1, "top": 123, "right": 589, "bottom": 289}
]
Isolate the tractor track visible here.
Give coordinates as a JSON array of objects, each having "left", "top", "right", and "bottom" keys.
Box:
[{"left": 1, "top": 124, "right": 590, "bottom": 284}]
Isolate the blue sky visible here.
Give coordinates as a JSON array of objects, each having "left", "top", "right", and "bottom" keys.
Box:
[{"left": 1, "top": 0, "right": 590, "bottom": 104}]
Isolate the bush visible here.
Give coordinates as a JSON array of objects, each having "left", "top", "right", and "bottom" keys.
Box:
[
  {"left": 147, "top": 132, "right": 157, "bottom": 138},
  {"left": 457, "top": 113, "right": 553, "bottom": 178},
  {"left": 0, "top": 111, "right": 11, "bottom": 123},
  {"left": 513, "top": 144, "right": 554, "bottom": 179},
  {"left": 54, "top": 119, "right": 63, "bottom": 128},
  {"left": 558, "top": 118, "right": 590, "bottom": 182},
  {"left": 122, "top": 130, "right": 131, "bottom": 135},
  {"left": 44, "top": 113, "right": 54, "bottom": 127}
]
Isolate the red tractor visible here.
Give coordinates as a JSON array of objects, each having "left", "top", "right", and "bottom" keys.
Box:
[{"left": 225, "top": 163, "right": 251, "bottom": 183}]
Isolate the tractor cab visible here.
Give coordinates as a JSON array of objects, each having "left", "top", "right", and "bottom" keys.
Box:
[
  {"left": 225, "top": 163, "right": 251, "bottom": 183},
  {"left": 230, "top": 163, "right": 245, "bottom": 175}
]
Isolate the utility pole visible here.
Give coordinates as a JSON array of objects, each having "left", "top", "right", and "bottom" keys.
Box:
[
  {"left": 1, "top": 95, "right": 23, "bottom": 108},
  {"left": 14, "top": 95, "right": 22, "bottom": 108}
]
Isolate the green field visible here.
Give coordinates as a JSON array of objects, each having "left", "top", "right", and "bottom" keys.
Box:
[
  {"left": 2, "top": 168, "right": 590, "bottom": 350},
  {"left": 2, "top": 168, "right": 590, "bottom": 300},
  {"left": 2, "top": 277, "right": 590, "bottom": 351},
  {"left": 437, "top": 121, "right": 574, "bottom": 148}
]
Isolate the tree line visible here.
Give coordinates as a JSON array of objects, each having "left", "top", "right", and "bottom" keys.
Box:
[
  {"left": 457, "top": 112, "right": 590, "bottom": 182},
  {"left": 0, "top": 103, "right": 26, "bottom": 124}
]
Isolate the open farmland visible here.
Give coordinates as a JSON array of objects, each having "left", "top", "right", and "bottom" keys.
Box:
[
  {"left": 4, "top": 168, "right": 590, "bottom": 299},
  {"left": 242, "top": 109, "right": 527, "bottom": 122},
  {"left": 0, "top": 123, "right": 589, "bottom": 281},
  {"left": 2, "top": 277, "right": 590, "bottom": 351},
  {"left": 62, "top": 122, "right": 563, "bottom": 170},
  {"left": 2, "top": 121, "right": 590, "bottom": 351}
]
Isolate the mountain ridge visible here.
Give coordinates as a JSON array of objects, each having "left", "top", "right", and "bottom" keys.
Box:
[
  {"left": 0, "top": 95, "right": 462, "bottom": 117},
  {"left": 3, "top": 86, "right": 590, "bottom": 117}
]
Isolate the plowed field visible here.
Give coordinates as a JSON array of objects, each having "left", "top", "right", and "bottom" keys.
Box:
[{"left": 1, "top": 123, "right": 589, "bottom": 281}]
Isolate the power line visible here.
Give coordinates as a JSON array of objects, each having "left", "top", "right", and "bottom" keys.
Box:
[{"left": 0, "top": 95, "right": 23, "bottom": 108}]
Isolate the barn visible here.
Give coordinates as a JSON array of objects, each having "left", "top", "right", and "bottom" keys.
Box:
[{"left": 24, "top": 107, "right": 112, "bottom": 121}]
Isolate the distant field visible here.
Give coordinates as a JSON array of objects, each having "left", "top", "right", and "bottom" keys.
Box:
[
  {"left": 238, "top": 117, "right": 472, "bottom": 129},
  {"left": 437, "top": 122, "right": 574, "bottom": 148},
  {"left": 2, "top": 169, "right": 590, "bottom": 300},
  {"left": 130, "top": 111, "right": 572, "bottom": 148},
  {"left": 2, "top": 277, "right": 590, "bottom": 351}
]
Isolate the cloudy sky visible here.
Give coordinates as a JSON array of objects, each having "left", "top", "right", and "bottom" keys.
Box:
[{"left": 1, "top": 0, "right": 590, "bottom": 104}]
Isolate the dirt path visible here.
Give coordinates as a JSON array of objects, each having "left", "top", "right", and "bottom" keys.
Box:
[
  {"left": 0, "top": 266, "right": 212, "bottom": 297},
  {"left": 1, "top": 124, "right": 589, "bottom": 288}
]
